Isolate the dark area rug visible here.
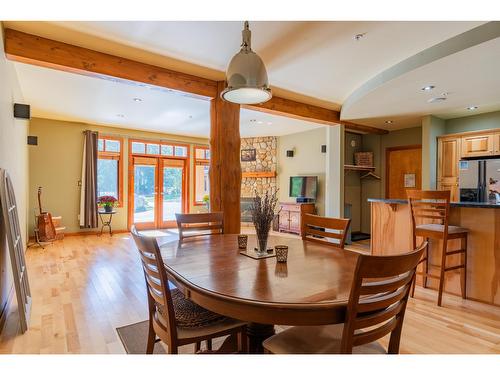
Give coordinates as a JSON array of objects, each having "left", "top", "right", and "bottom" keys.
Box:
[{"left": 116, "top": 320, "right": 166, "bottom": 354}]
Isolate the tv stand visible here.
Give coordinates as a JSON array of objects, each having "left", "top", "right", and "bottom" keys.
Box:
[{"left": 278, "top": 202, "right": 316, "bottom": 235}]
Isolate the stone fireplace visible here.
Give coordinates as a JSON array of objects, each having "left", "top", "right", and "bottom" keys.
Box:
[{"left": 240, "top": 136, "right": 277, "bottom": 222}]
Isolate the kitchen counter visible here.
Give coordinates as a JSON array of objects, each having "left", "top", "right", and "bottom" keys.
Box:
[
  {"left": 369, "top": 199, "right": 500, "bottom": 306},
  {"left": 368, "top": 198, "right": 500, "bottom": 208}
]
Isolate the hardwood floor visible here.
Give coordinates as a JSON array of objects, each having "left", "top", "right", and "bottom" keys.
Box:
[{"left": 0, "top": 233, "right": 498, "bottom": 354}]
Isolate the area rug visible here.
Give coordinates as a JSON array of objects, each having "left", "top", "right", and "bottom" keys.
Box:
[{"left": 116, "top": 320, "right": 166, "bottom": 354}]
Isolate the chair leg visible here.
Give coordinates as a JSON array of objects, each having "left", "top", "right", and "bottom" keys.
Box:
[
  {"left": 437, "top": 238, "right": 448, "bottom": 307},
  {"left": 461, "top": 235, "right": 468, "bottom": 300},
  {"left": 423, "top": 239, "right": 429, "bottom": 289},
  {"left": 206, "top": 339, "right": 212, "bottom": 351},
  {"left": 146, "top": 318, "right": 156, "bottom": 354},
  {"left": 387, "top": 315, "right": 405, "bottom": 354}
]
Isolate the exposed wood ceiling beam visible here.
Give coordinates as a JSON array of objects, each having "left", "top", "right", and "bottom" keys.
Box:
[
  {"left": 4, "top": 28, "right": 218, "bottom": 99},
  {"left": 4, "top": 28, "right": 388, "bottom": 135},
  {"left": 340, "top": 121, "right": 389, "bottom": 135}
]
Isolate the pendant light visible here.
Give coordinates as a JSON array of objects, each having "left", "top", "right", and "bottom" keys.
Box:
[{"left": 221, "top": 21, "right": 272, "bottom": 104}]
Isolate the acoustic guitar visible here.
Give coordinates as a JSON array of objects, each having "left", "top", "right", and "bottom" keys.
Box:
[{"left": 37, "top": 187, "right": 56, "bottom": 242}]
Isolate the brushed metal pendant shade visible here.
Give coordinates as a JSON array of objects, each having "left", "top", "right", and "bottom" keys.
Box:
[{"left": 221, "top": 21, "right": 272, "bottom": 104}]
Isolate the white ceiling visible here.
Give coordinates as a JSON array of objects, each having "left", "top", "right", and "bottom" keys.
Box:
[
  {"left": 14, "top": 62, "right": 323, "bottom": 138},
  {"left": 46, "top": 21, "right": 483, "bottom": 106},
  {"left": 8, "top": 21, "right": 499, "bottom": 133}
]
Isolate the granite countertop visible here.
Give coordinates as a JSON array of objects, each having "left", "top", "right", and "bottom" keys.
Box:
[{"left": 367, "top": 198, "right": 500, "bottom": 209}]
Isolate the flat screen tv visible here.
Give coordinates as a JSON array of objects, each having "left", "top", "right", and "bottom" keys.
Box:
[{"left": 289, "top": 176, "right": 318, "bottom": 199}]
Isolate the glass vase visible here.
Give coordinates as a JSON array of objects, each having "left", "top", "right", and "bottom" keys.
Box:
[{"left": 256, "top": 230, "right": 269, "bottom": 254}]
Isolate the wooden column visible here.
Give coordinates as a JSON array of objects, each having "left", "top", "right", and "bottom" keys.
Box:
[{"left": 210, "top": 81, "right": 241, "bottom": 234}]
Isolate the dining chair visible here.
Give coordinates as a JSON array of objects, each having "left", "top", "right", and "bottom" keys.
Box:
[
  {"left": 262, "top": 242, "right": 426, "bottom": 354},
  {"left": 175, "top": 212, "right": 224, "bottom": 242},
  {"left": 131, "top": 226, "right": 247, "bottom": 354},
  {"left": 301, "top": 213, "right": 351, "bottom": 248},
  {"left": 407, "top": 190, "right": 468, "bottom": 306}
]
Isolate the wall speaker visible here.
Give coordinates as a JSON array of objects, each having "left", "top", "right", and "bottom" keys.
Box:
[
  {"left": 14, "top": 103, "right": 31, "bottom": 119},
  {"left": 321, "top": 145, "right": 327, "bottom": 153},
  {"left": 27, "top": 136, "right": 38, "bottom": 146},
  {"left": 286, "top": 150, "right": 294, "bottom": 157}
]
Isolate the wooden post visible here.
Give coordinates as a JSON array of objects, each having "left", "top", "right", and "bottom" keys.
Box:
[{"left": 210, "top": 81, "right": 241, "bottom": 234}]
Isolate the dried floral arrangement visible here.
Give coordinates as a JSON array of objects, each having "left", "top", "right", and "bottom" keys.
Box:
[{"left": 250, "top": 189, "right": 280, "bottom": 252}]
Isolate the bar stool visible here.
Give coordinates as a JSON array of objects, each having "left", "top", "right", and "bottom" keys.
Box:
[{"left": 407, "top": 190, "right": 468, "bottom": 306}]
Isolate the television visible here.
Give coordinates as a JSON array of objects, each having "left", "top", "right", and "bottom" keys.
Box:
[{"left": 289, "top": 176, "right": 318, "bottom": 199}]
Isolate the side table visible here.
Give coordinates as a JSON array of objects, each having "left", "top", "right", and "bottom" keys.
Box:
[{"left": 98, "top": 210, "right": 117, "bottom": 236}]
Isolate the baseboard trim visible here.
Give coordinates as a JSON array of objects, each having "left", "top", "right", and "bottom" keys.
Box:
[
  {"left": 29, "top": 229, "right": 130, "bottom": 241},
  {"left": 0, "top": 286, "right": 15, "bottom": 334}
]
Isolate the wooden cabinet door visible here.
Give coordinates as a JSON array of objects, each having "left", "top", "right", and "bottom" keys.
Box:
[
  {"left": 438, "top": 137, "right": 460, "bottom": 181},
  {"left": 461, "top": 133, "right": 495, "bottom": 158},
  {"left": 494, "top": 133, "right": 500, "bottom": 155},
  {"left": 279, "top": 210, "right": 289, "bottom": 231},
  {"left": 289, "top": 212, "right": 301, "bottom": 232},
  {"left": 438, "top": 181, "right": 459, "bottom": 202}
]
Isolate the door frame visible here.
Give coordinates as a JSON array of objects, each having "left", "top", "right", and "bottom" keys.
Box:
[
  {"left": 127, "top": 140, "right": 190, "bottom": 230},
  {"left": 385, "top": 144, "right": 422, "bottom": 199},
  {"left": 159, "top": 158, "right": 187, "bottom": 228}
]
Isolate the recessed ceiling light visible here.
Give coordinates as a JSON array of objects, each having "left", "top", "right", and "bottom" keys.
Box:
[
  {"left": 133, "top": 98, "right": 142, "bottom": 102},
  {"left": 427, "top": 97, "right": 447, "bottom": 103},
  {"left": 354, "top": 33, "right": 366, "bottom": 41},
  {"left": 467, "top": 106, "right": 478, "bottom": 111},
  {"left": 257, "top": 121, "right": 263, "bottom": 124},
  {"left": 385, "top": 120, "right": 393, "bottom": 124},
  {"left": 421, "top": 85, "right": 435, "bottom": 91},
  {"left": 116, "top": 114, "right": 125, "bottom": 118}
]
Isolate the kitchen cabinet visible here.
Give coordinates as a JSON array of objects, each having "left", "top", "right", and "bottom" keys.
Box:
[
  {"left": 437, "top": 136, "right": 460, "bottom": 201},
  {"left": 461, "top": 133, "right": 495, "bottom": 158},
  {"left": 278, "top": 202, "right": 315, "bottom": 235}
]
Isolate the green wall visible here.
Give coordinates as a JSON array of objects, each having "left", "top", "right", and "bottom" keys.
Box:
[{"left": 446, "top": 110, "right": 500, "bottom": 134}]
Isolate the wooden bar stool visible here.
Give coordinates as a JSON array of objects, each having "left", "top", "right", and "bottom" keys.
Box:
[{"left": 407, "top": 190, "right": 468, "bottom": 306}]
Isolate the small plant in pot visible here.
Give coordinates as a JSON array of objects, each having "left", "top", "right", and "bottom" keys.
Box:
[
  {"left": 250, "top": 189, "right": 279, "bottom": 254},
  {"left": 97, "top": 196, "right": 118, "bottom": 213}
]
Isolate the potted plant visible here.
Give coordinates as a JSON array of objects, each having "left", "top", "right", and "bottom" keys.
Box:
[
  {"left": 97, "top": 195, "right": 118, "bottom": 213},
  {"left": 250, "top": 189, "right": 279, "bottom": 254},
  {"left": 202, "top": 194, "right": 210, "bottom": 210}
]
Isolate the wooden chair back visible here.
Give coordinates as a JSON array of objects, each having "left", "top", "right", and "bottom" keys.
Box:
[
  {"left": 131, "top": 226, "right": 177, "bottom": 344},
  {"left": 407, "top": 190, "right": 450, "bottom": 247},
  {"left": 301, "top": 213, "right": 351, "bottom": 248},
  {"left": 340, "top": 242, "right": 426, "bottom": 353},
  {"left": 175, "top": 212, "right": 224, "bottom": 241}
]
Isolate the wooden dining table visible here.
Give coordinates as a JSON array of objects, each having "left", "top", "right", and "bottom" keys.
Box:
[{"left": 158, "top": 233, "right": 360, "bottom": 353}]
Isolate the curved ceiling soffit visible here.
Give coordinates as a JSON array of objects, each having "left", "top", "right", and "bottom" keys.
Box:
[{"left": 340, "top": 21, "right": 500, "bottom": 120}]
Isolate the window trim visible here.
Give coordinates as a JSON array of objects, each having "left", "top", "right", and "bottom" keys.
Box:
[
  {"left": 193, "top": 146, "right": 210, "bottom": 206},
  {"left": 98, "top": 136, "right": 124, "bottom": 207},
  {"left": 129, "top": 138, "right": 189, "bottom": 159}
]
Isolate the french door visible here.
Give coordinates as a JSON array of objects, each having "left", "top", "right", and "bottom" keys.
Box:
[{"left": 130, "top": 156, "right": 186, "bottom": 229}]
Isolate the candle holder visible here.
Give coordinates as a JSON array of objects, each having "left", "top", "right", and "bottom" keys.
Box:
[
  {"left": 275, "top": 245, "right": 289, "bottom": 263},
  {"left": 237, "top": 234, "right": 248, "bottom": 249}
]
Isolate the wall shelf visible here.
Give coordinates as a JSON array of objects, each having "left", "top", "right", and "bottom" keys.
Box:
[{"left": 344, "top": 164, "right": 376, "bottom": 172}]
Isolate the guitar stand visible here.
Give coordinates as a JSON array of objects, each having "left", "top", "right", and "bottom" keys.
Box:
[{"left": 27, "top": 228, "right": 54, "bottom": 250}]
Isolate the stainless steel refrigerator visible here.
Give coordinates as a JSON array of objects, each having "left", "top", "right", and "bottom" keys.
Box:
[{"left": 459, "top": 158, "right": 500, "bottom": 203}]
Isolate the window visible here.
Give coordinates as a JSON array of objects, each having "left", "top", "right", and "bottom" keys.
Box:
[
  {"left": 97, "top": 137, "right": 123, "bottom": 206},
  {"left": 194, "top": 146, "right": 210, "bottom": 205},
  {"left": 130, "top": 140, "right": 189, "bottom": 159}
]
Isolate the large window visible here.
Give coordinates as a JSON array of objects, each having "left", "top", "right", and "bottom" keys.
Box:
[
  {"left": 97, "top": 136, "right": 123, "bottom": 206},
  {"left": 194, "top": 146, "right": 210, "bottom": 205}
]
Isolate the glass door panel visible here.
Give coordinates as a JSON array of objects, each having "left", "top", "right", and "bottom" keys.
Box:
[
  {"left": 160, "top": 159, "right": 185, "bottom": 226},
  {"left": 132, "top": 157, "right": 157, "bottom": 229}
]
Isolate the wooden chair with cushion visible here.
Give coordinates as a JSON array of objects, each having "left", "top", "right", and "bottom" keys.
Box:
[
  {"left": 301, "top": 213, "right": 351, "bottom": 249},
  {"left": 263, "top": 243, "right": 426, "bottom": 354},
  {"left": 407, "top": 190, "right": 468, "bottom": 306},
  {"left": 175, "top": 212, "right": 223, "bottom": 242},
  {"left": 131, "top": 226, "right": 247, "bottom": 354}
]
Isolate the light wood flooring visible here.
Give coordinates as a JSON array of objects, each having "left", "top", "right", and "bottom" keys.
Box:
[{"left": 0, "top": 232, "right": 499, "bottom": 354}]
